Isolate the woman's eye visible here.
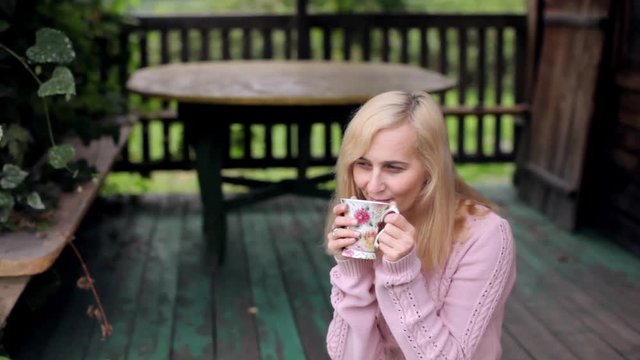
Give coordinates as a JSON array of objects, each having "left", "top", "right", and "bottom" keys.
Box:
[
  {"left": 355, "top": 160, "right": 371, "bottom": 168},
  {"left": 387, "top": 164, "right": 404, "bottom": 172}
]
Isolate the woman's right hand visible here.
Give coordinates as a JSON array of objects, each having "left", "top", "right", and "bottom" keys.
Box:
[{"left": 326, "top": 202, "right": 360, "bottom": 258}]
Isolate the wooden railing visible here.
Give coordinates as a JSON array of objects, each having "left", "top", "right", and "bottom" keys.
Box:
[{"left": 112, "top": 12, "right": 528, "bottom": 173}]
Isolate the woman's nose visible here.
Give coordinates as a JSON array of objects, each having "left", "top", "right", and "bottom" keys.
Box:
[{"left": 366, "top": 171, "right": 384, "bottom": 194}]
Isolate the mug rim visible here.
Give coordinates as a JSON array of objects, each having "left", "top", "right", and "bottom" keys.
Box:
[{"left": 340, "top": 198, "right": 393, "bottom": 206}]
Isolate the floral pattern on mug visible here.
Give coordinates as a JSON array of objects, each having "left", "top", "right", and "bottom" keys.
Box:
[
  {"left": 363, "top": 229, "right": 377, "bottom": 250},
  {"left": 354, "top": 208, "right": 371, "bottom": 225},
  {"left": 339, "top": 198, "right": 399, "bottom": 260}
]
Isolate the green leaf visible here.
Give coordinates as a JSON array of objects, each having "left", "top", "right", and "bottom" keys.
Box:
[
  {"left": 27, "top": 191, "right": 45, "bottom": 210},
  {"left": 37, "top": 66, "right": 76, "bottom": 97},
  {"left": 0, "top": 124, "right": 3, "bottom": 142},
  {"left": 1, "top": 164, "right": 28, "bottom": 189},
  {"left": 0, "top": 123, "right": 31, "bottom": 147},
  {"left": 0, "top": 191, "right": 15, "bottom": 223},
  {"left": 48, "top": 144, "right": 75, "bottom": 169},
  {"left": 0, "top": 124, "right": 32, "bottom": 164},
  {"left": 26, "top": 28, "right": 75, "bottom": 64},
  {"left": 0, "top": 20, "right": 9, "bottom": 32}
]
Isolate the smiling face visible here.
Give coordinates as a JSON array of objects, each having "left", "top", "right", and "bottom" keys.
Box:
[{"left": 352, "top": 123, "right": 428, "bottom": 221}]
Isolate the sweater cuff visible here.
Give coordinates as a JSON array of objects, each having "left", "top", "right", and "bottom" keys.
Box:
[
  {"left": 379, "top": 247, "right": 422, "bottom": 285},
  {"left": 335, "top": 257, "right": 374, "bottom": 277}
]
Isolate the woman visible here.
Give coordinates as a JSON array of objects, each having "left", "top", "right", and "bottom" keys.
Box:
[{"left": 325, "top": 91, "right": 516, "bottom": 359}]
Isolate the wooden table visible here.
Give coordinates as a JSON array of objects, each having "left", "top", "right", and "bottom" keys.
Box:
[{"left": 127, "top": 60, "right": 454, "bottom": 263}]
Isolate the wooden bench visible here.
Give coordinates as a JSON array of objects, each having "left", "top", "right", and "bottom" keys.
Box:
[{"left": 0, "top": 120, "right": 131, "bottom": 329}]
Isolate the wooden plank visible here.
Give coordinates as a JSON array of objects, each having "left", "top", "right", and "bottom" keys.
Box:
[
  {"left": 484, "top": 185, "right": 640, "bottom": 301},
  {"left": 0, "top": 125, "right": 131, "bottom": 277},
  {"left": 479, "top": 184, "right": 640, "bottom": 355},
  {"left": 513, "top": 250, "right": 627, "bottom": 359},
  {"left": 82, "top": 197, "right": 160, "bottom": 360},
  {"left": 170, "top": 196, "right": 215, "bottom": 359},
  {"left": 241, "top": 204, "right": 305, "bottom": 359},
  {"left": 214, "top": 206, "right": 260, "bottom": 360},
  {"left": 518, "top": 0, "right": 613, "bottom": 229},
  {"left": 0, "top": 124, "right": 130, "bottom": 334},
  {"left": 271, "top": 196, "right": 331, "bottom": 359},
  {"left": 502, "top": 194, "right": 640, "bottom": 328},
  {"left": 501, "top": 328, "right": 534, "bottom": 359},
  {"left": 126, "top": 196, "right": 182, "bottom": 359},
  {"left": 504, "top": 296, "right": 579, "bottom": 359},
  {"left": 35, "top": 203, "right": 133, "bottom": 359},
  {"left": 296, "top": 197, "right": 333, "bottom": 299},
  {"left": 0, "top": 276, "right": 29, "bottom": 328}
]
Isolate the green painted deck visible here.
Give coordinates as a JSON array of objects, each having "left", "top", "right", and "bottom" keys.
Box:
[{"left": 2, "top": 183, "right": 640, "bottom": 359}]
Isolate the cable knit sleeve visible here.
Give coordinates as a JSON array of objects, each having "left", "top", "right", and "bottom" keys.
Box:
[
  {"left": 326, "top": 258, "right": 385, "bottom": 359},
  {"left": 374, "top": 216, "right": 516, "bottom": 360}
]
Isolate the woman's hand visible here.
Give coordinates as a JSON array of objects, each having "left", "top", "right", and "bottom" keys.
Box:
[
  {"left": 326, "top": 202, "right": 360, "bottom": 258},
  {"left": 376, "top": 208, "right": 416, "bottom": 262}
]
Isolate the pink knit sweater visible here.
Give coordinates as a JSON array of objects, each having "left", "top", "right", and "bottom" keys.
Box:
[{"left": 326, "top": 211, "right": 516, "bottom": 360}]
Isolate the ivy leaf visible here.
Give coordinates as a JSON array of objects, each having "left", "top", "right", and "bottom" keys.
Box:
[
  {"left": 37, "top": 66, "right": 76, "bottom": 97},
  {"left": 0, "top": 123, "right": 31, "bottom": 147},
  {"left": 26, "top": 28, "right": 75, "bottom": 64},
  {"left": 48, "top": 144, "right": 75, "bottom": 169},
  {"left": 0, "top": 21, "right": 9, "bottom": 33},
  {"left": 27, "top": 191, "right": 45, "bottom": 210},
  {"left": 0, "top": 191, "right": 15, "bottom": 223},
  {"left": 1, "top": 164, "right": 28, "bottom": 189},
  {"left": 0, "top": 124, "right": 3, "bottom": 142},
  {"left": 1, "top": 124, "right": 32, "bottom": 164}
]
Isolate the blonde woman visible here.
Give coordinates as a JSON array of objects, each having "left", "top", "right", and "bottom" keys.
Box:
[{"left": 325, "top": 91, "right": 516, "bottom": 359}]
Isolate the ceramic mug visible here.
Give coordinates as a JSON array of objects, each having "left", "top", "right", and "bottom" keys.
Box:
[{"left": 339, "top": 198, "right": 400, "bottom": 260}]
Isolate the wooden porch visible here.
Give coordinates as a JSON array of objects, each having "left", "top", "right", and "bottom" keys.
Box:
[{"left": 2, "top": 182, "right": 639, "bottom": 359}]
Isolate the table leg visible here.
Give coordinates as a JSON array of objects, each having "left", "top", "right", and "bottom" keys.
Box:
[
  {"left": 182, "top": 104, "right": 226, "bottom": 265},
  {"left": 297, "top": 121, "right": 311, "bottom": 181}
]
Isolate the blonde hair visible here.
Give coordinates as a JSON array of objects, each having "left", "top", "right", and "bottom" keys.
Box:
[{"left": 326, "top": 90, "right": 496, "bottom": 270}]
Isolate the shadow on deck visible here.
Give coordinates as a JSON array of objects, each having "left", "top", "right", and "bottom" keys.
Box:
[{"left": 2, "top": 183, "right": 640, "bottom": 359}]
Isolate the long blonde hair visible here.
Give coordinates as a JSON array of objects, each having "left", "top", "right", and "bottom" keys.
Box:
[{"left": 326, "top": 90, "right": 496, "bottom": 270}]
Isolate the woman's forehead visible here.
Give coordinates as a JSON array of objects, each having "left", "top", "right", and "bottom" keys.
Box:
[{"left": 362, "top": 124, "right": 419, "bottom": 159}]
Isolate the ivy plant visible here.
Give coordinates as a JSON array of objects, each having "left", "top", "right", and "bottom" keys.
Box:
[{"left": 0, "top": 27, "right": 78, "bottom": 229}]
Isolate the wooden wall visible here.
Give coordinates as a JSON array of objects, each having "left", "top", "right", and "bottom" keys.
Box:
[
  {"left": 518, "top": 0, "right": 640, "bottom": 252},
  {"left": 582, "top": 0, "right": 640, "bottom": 253},
  {"left": 516, "top": 0, "right": 613, "bottom": 230}
]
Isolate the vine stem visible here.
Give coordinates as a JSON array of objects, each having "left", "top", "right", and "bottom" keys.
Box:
[
  {"left": 0, "top": 43, "right": 57, "bottom": 146},
  {"left": 68, "top": 241, "right": 113, "bottom": 339}
]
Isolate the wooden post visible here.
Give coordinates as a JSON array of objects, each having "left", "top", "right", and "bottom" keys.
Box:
[
  {"left": 516, "top": 0, "right": 614, "bottom": 230},
  {"left": 296, "top": 0, "right": 310, "bottom": 59}
]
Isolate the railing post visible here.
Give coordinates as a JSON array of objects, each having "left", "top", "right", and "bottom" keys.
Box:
[{"left": 296, "top": 0, "right": 311, "bottom": 59}]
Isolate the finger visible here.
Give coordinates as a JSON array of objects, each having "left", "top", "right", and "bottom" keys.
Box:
[
  {"left": 327, "top": 237, "right": 357, "bottom": 254},
  {"left": 332, "top": 203, "right": 348, "bottom": 215},
  {"left": 383, "top": 213, "right": 413, "bottom": 232},
  {"left": 376, "top": 240, "right": 401, "bottom": 260},
  {"left": 334, "top": 216, "right": 358, "bottom": 228},
  {"left": 331, "top": 227, "right": 360, "bottom": 240}
]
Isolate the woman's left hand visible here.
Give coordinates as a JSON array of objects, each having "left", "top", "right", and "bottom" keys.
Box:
[{"left": 376, "top": 210, "right": 416, "bottom": 262}]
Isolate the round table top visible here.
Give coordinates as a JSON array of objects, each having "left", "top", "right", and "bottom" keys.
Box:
[{"left": 126, "top": 60, "right": 455, "bottom": 106}]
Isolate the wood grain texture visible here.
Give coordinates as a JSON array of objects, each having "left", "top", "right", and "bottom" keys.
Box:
[
  {"left": 6, "top": 184, "right": 640, "bottom": 360},
  {"left": 126, "top": 60, "right": 455, "bottom": 106},
  {"left": 518, "top": 0, "right": 613, "bottom": 230}
]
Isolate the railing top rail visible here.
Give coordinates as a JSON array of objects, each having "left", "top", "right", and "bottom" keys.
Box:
[
  {"left": 128, "top": 13, "right": 526, "bottom": 29},
  {"left": 131, "top": 14, "right": 295, "bottom": 28}
]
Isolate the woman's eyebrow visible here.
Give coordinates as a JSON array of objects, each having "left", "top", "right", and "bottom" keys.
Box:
[{"left": 383, "top": 160, "right": 409, "bottom": 166}]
